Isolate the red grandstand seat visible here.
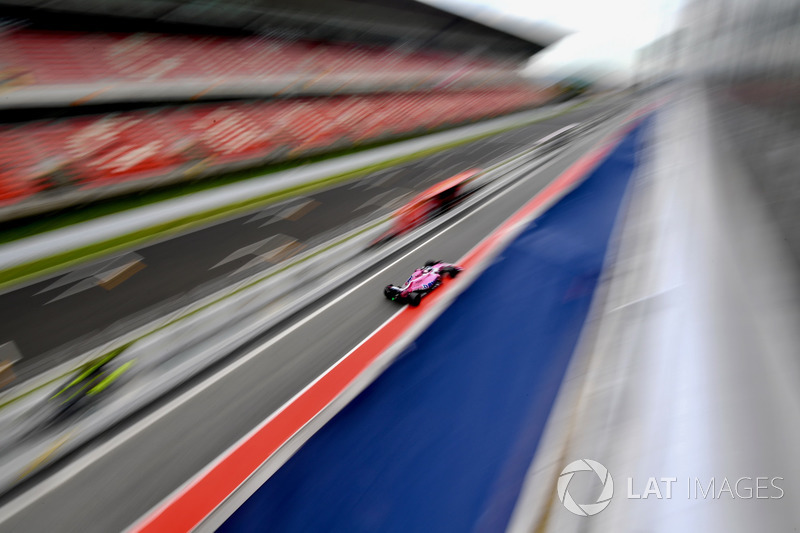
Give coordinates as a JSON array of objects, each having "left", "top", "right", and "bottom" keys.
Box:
[
  {"left": 0, "top": 28, "right": 518, "bottom": 99},
  {"left": 0, "top": 87, "right": 546, "bottom": 209}
]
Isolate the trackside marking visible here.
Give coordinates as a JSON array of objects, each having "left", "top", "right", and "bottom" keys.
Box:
[
  {"left": 0, "top": 117, "right": 577, "bottom": 530},
  {"left": 130, "top": 110, "right": 650, "bottom": 533}
]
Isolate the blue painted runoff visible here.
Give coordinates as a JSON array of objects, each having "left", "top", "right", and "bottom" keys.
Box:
[{"left": 219, "top": 117, "right": 651, "bottom": 533}]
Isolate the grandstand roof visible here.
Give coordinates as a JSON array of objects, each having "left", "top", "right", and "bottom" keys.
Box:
[{"left": 0, "top": 0, "right": 562, "bottom": 59}]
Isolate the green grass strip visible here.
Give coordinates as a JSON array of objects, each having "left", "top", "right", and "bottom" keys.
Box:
[
  {"left": 0, "top": 102, "right": 591, "bottom": 291},
  {"left": 0, "top": 99, "right": 593, "bottom": 410}
]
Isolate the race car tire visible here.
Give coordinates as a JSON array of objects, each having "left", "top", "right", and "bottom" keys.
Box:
[
  {"left": 424, "top": 260, "right": 437, "bottom": 267},
  {"left": 384, "top": 285, "right": 397, "bottom": 300},
  {"left": 408, "top": 292, "right": 422, "bottom": 307}
]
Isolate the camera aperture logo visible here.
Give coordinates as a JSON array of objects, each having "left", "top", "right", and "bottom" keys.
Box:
[{"left": 557, "top": 459, "right": 614, "bottom": 516}]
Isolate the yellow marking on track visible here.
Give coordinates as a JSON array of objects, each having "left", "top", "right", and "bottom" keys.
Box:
[
  {"left": 284, "top": 200, "right": 320, "bottom": 221},
  {"left": 272, "top": 241, "right": 304, "bottom": 262},
  {"left": 18, "top": 432, "right": 73, "bottom": 480},
  {"left": 98, "top": 260, "right": 146, "bottom": 290},
  {"left": 261, "top": 240, "right": 302, "bottom": 263},
  {"left": 0, "top": 360, "right": 15, "bottom": 388}
]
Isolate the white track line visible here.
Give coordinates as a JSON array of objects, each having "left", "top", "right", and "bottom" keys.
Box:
[{"left": 0, "top": 129, "right": 588, "bottom": 525}]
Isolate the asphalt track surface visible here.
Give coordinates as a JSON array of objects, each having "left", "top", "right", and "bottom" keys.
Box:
[
  {"left": 0, "top": 101, "right": 619, "bottom": 381},
  {"left": 0, "top": 103, "right": 630, "bottom": 533},
  {"left": 218, "top": 118, "right": 646, "bottom": 533}
]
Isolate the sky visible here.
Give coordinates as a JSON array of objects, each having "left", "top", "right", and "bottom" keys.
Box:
[{"left": 426, "top": 0, "right": 683, "bottom": 84}]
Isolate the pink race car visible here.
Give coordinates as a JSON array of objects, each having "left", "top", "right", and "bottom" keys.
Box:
[{"left": 384, "top": 260, "right": 462, "bottom": 307}]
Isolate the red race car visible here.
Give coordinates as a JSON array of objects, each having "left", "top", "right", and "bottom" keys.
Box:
[{"left": 373, "top": 169, "right": 481, "bottom": 246}]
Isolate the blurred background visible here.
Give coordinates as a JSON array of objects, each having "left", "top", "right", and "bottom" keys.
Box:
[
  {"left": 1, "top": 0, "right": 800, "bottom": 531},
  {"left": 0, "top": 0, "right": 562, "bottom": 220}
]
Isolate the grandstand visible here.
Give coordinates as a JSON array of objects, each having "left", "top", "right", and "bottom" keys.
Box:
[
  {"left": 0, "top": 29, "right": 525, "bottom": 107},
  {"left": 0, "top": 0, "right": 563, "bottom": 218}
]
